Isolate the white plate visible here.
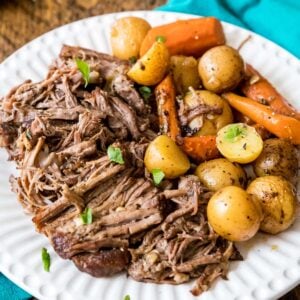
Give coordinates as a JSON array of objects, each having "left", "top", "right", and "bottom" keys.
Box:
[{"left": 0, "top": 11, "right": 299, "bottom": 300}]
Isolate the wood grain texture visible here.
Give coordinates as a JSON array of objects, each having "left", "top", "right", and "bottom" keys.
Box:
[
  {"left": 0, "top": 1, "right": 299, "bottom": 299},
  {"left": 0, "top": 0, "right": 165, "bottom": 62}
]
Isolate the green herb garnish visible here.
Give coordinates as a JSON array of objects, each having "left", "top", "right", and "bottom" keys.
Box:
[
  {"left": 139, "top": 86, "right": 152, "bottom": 101},
  {"left": 156, "top": 35, "right": 166, "bottom": 43},
  {"left": 75, "top": 59, "right": 90, "bottom": 88},
  {"left": 129, "top": 56, "right": 137, "bottom": 64},
  {"left": 41, "top": 248, "right": 51, "bottom": 272},
  {"left": 124, "top": 295, "right": 131, "bottom": 300},
  {"left": 107, "top": 145, "right": 125, "bottom": 164},
  {"left": 151, "top": 169, "right": 165, "bottom": 186},
  {"left": 26, "top": 129, "right": 32, "bottom": 140},
  {"left": 80, "top": 207, "right": 93, "bottom": 225},
  {"left": 224, "top": 124, "right": 247, "bottom": 142}
]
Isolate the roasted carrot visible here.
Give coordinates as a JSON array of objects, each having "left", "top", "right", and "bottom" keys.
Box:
[
  {"left": 223, "top": 92, "right": 300, "bottom": 145},
  {"left": 155, "top": 74, "right": 181, "bottom": 141},
  {"left": 140, "top": 17, "right": 225, "bottom": 57},
  {"left": 181, "top": 136, "right": 219, "bottom": 162},
  {"left": 241, "top": 64, "right": 300, "bottom": 120}
]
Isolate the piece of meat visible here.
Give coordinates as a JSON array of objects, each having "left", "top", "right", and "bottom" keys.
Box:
[{"left": 72, "top": 249, "right": 130, "bottom": 277}]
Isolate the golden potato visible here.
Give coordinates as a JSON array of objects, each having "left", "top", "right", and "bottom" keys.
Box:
[
  {"left": 110, "top": 17, "right": 151, "bottom": 60},
  {"left": 144, "top": 135, "right": 190, "bottom": 179},
  {"left": 217, "top": 123, "right": 263, "bottom": 164},
  {"left": 198, "top": 45, "right": 244, "bottom": 93},
  {"left": 183, "top": 90, "right": 233, "bottom": 136},
  {"left": 170, "top": 55, "right": 201, "bottom": 94},
  {"left": 207, "top": 186, "right": 262, "bottom": 241},
  {"left": 127, "top": 41, "right": 170, "bottom": 85},
  {"left": 253, "top": 138, "right": 298, "bottom": 180},
  {"left": 195, "top": 158, "right": 246, "bottom": 191},
  {"left": 247, "top": 176, "right": 297, "bottom": 234}
]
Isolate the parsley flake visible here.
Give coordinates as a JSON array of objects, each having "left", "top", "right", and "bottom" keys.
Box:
[
  {"left": 151, "top": 169, "right": 165, "bottom": 186},
  {"left": 156, "top": 35, "right": 166, "bottom": 43},
  {"left": 80, "top": 207, "right": 93, "bottom": 225},
  {"left": 224, "top": 124, "right": 247, "bottom": 142},
  {"left": 41, "top": 248, "right": 51, "bottom": 272},
  {"left": 129, "top": 56, "right": 137, "bottom": 64},
  {"left": 107, "top": 145, "right": 124, "bottom": 164},
  {"left": 75, "top": 59, "right": 90, "bottom": 88},
  {"left": 139, "top": 86, "right": 152, "bottom": 101},
  {"left": 124, "top": 295, "right": 131, "bottom": 300},
  {"left": 26, "top": 129, "right": 32, "bottom": 140}
]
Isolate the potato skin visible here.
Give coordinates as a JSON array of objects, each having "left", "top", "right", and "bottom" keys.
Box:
[
  {"left": 195, "top": 158, "right": 246, "bottom": 192},
  {"left": 111, "top": 17, "right": 151, "bottom": 60},
  {"left": 253, "top": 138, "right": 298, "bottom": 180},
  {"left": 184, "top": 90, "right": 233, "bottom": 136},
  {"left": 127, "top": 41, "right": 170, "bottom": 85},
  {"left": 144, "top": 135, "right": 190, "bottom": 179},
  {"left": 207, "top": 186, "right": 262, "bottom": 241},
  {"left": 247, "top": 176, "right": 297, "bottom": 234},
  {"left": 170, "top": 55, "right": 201, "bottom": 94},
  {"left": 198, "top": 45, "right": 244, "bottom": 93}
]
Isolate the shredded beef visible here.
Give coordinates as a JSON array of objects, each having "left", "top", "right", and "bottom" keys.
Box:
[{"left": 0, "top": 45, "right": 241, "bottom": 296}]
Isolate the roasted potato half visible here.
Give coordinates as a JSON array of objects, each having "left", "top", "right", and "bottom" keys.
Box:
[
  {"left": 183, "top": 90, "right": 233, "bottom": 136},
  {"left": 127, "top": 41, "right": 170, "bottom": 85},
  {"left": 111, "top": 17, "right": 151, "bottom": 60},
  {"left": 253, "top": 138, "right": 298, "bottom": 181},
  {"left": 247, "top": 176, "right": 297, "bottom": 234},
  {"left": 195, "top": 158, "right": 246, "bottom": 191},
  {"left": 198, "top": 45, "right": 244, "bottom": 93},
  {"left": 170, "top": 55, "right": 201, "bottom": 94}
]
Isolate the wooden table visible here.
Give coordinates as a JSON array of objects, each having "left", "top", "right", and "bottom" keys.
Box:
[{"left": 0, "top": 1, "right": 299, "bottom": 299}]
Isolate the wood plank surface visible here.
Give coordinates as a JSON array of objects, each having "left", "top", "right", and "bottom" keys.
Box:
[{"left": 0, "top": 0, "right": 299, "bottom": 299}]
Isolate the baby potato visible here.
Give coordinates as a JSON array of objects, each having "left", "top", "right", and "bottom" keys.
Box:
[
  {"left": 198, "top": 45, "right": 244, "bottom": 93},
  {"left": 144, "top": 135, "right": 190, "bottom": 179},
  {"left": 253, "top": 138, "right": 298, "bottom": 180},
  {"left": 127, "top": 41, "right": 170, "bottom": 85},
  {"left": 195, "top": 158, "right": 246, "bottom": 192},
  {"left": 111, "top": 17, "right": 151, "bottom": 60},
  {"left": 207, "top": 186, "right": 262, "bottom": 241},
  {"left": 170, "top": 55, "right": 201, "bottom": 94},
  {"left": 217, "top": 123, "right": 263, "bottom": 164},
  {"left": 184, "top": 90, "right": 233, "bottom": 136},
  {"left": 247, "top": 176, "right": 297, "bottom": 234}
]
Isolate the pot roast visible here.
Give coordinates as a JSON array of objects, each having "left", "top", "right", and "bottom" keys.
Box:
[{"left": 0, "top": 45, "right": 241, "bottom": 295}]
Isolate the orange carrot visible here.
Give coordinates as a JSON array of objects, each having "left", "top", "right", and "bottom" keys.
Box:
[
  {"left": 223, "top": 92, "right": 300, "bottom": 145},
  {"left": 181, "top": 136, "right": 219, "bottom": 162},
  {"left": 241, "top": 64, "right": 300, "bottom": 120},
  {"left": 140, "top": 17, "right": 225, "bottom": 57},
  {"left": 155, "top": 74, "right": 181, "bottom": 141}
]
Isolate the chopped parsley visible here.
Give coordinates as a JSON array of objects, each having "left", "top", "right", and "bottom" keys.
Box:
[
  {"left": 75, "top": 59, "right": 90, "bottom": 87},
  {"left": 41, "top": 248, "right": 51, "bottom": 272},
  {"left": 107, "top": 145, "right": 125, "bottom": 164},
  {"left": 151, "top": 169, "right": 165, "bottom": 186},
  {"left": 223, "top": 124, "right": 247, "bottom": 142},
  {"left": 129, "top": 56, "right": 137, "bottom": 64},
  {"left": 139, "top": 86, "right": 152, "bottom": 101},
  {"left": 25, "top": 129, "right": 32, "bottom": 140},
  {"left": 156, "top": 35, "right": 166, "bottom": 43},
  {"left": 80, "top": 207, "right": 93, "bottom": 225}
]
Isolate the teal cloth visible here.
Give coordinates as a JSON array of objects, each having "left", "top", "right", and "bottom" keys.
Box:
[
  {"left": 0, "top": 273, "right": 31, "bottom": 300},
  {"left": 156, "top": 0, "right": 300, "bottom": 58}
]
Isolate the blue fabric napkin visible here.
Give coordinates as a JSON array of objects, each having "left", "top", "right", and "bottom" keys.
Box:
[
  {"left": 156, "top": 0, "right": 300, "bottom": 58},
  {"left": 0, "top": 273, "right": 31, "bottom": 300}
]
